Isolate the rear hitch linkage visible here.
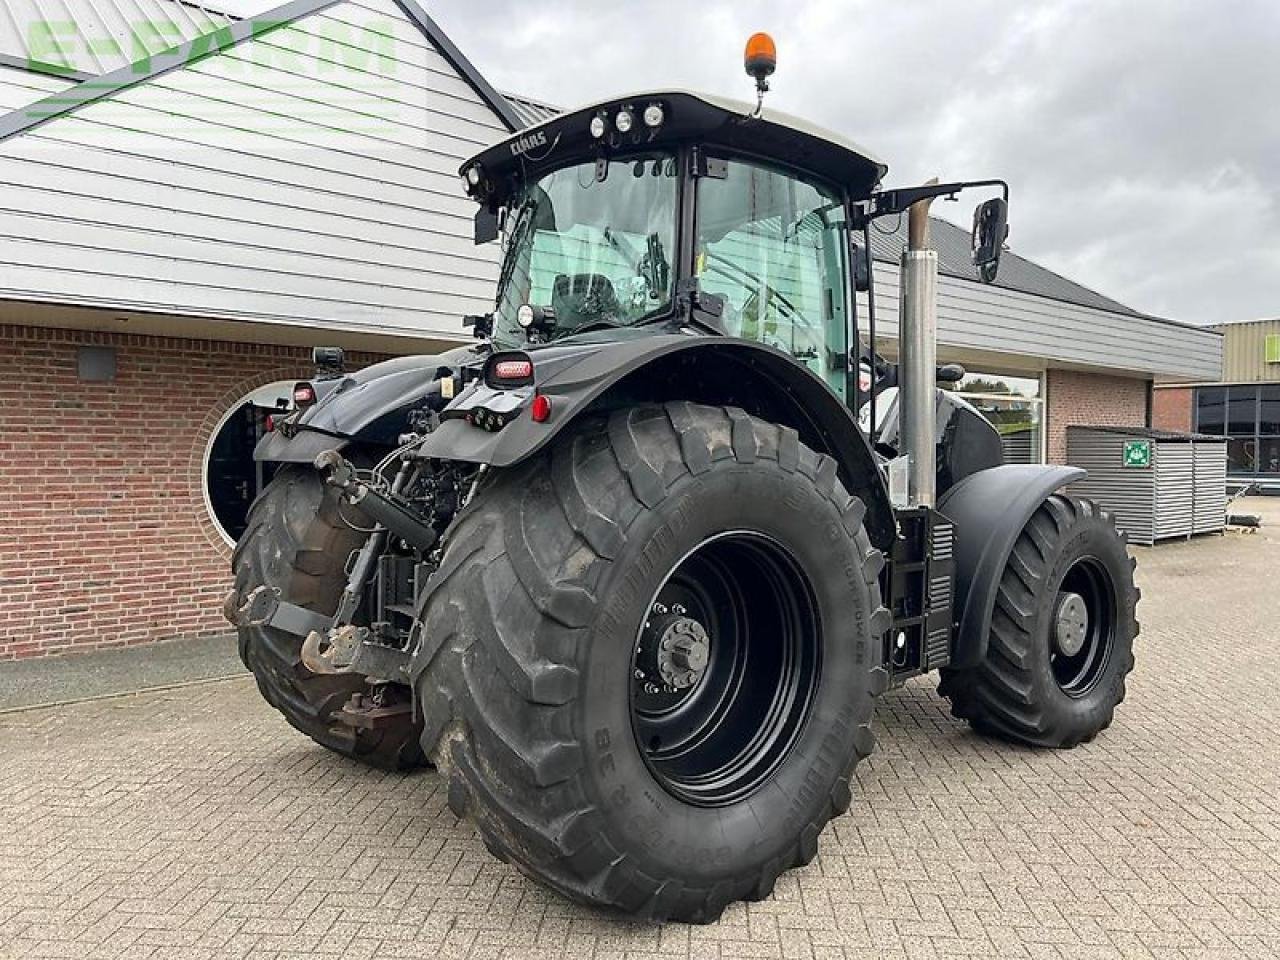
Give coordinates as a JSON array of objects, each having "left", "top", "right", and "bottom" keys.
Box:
[
  {"left": 275, "top": 450, "right": 444, "bottom": 678},
  {"left": 226, "top": 451, "right": 442, "bottom": 679},
  {"left": 313, "top": 450, "right": 441, "bottom": 555}
]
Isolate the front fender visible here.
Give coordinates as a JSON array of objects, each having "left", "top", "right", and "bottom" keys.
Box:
[
  {"left": 938, "top": 464, "right": 1086, "bottom": 669},
  {"left": 415, "top": 334, "right": 897, "bottom": 549},
  {"left": 254, "top": 345, "right": 485, "bottom": 463}
]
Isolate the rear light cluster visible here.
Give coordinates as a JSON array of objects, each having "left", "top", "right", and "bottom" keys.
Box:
[
  {"left": 467, "top": 394, "right": 552, "bottom": 431},
  {"left": 468, "top": 407, "right": 517, "bottom": 432},
  {"left": 531, "top": 394, "right": 552, "bottom": 423}
]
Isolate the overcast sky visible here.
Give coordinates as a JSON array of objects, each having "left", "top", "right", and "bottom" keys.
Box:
[{"left": 436, "top": 0, "right": 1278, "bottom": 326}]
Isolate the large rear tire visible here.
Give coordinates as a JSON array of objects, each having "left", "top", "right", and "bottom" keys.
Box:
[
  {"left": 413, "top": 404, "right": 891, "bottom": 922},
  {"left": 938, "top": 495, "right": 1138, "bottom": 748},
  {"left": 231, "top": 465, "right": 424, "bottom": 770}
]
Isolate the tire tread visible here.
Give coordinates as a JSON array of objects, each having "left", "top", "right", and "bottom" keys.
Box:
[
  {"left": 417, "top": 403, "right": 888, "bottom": 922},
  {"left": 939, "top": 495, "right": 1138, "bottom": 748}
]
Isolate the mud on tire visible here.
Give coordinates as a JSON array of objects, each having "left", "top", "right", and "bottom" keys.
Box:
[
  {"left": 938, "top": 495, "right": 1139, "bottom": 748},
  {"left": 231, "top": 465, "right": 424, "bottom": 770},
  {"left": 413, "top": 403, "right": 891, "bottom": 922}
]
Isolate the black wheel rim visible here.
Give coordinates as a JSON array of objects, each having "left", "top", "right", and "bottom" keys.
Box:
[
  {"left": 1050, "top": 556, "right": 1116, "bottom": 697},
  {"left": 629, "top": 531, "right": 821, "bottom": 807}
]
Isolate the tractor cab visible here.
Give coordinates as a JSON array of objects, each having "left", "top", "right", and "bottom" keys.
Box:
[
  {"left": 461, "top": 89, "right": 889, "bottom": 404},
  {"left": 461, "top": 86, "right": 1008, "bottom": 431}
]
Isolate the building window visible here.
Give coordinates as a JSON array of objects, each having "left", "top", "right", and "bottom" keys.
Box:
[
  {"left": 944, "top": 371, "right": 1045, "bottom": 464},
  {"left": 1196, "top": 387, "right": 1225, "bottom": 434},
  {"left": 204, "top": 381, "right": 293, "bottom": 544},
  {"left": 1196, "top": 385, "right": 1280, "bottom": 476}
]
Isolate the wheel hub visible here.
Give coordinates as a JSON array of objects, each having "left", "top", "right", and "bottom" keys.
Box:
[
  {"left": 1052, "top": 591, "right": 1089, "bottom": 657},
  {"left": 639, "top": 606, "right": 710, "bottom": 691},
  {"left": 628, "top": 531, "right": 821, "bottom": 808}
]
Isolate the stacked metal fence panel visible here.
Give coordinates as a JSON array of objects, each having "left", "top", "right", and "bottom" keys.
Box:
[
  {"left": 1192, "top": 439, "right": 1228, "bottom": 534},
  {"left": 1154, "top": 443, "right": 1195, "bottom": 540},
  {"left": 1067, "top": 426, "right": 1227, "bottom": 546},
  {"left": 1067, "top": 428, "right": 1156, "bottom": 544}
]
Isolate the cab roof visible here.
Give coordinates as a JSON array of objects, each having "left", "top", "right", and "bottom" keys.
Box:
[{"left": 462, "top": 89, "right": 889, "bottom": 205}]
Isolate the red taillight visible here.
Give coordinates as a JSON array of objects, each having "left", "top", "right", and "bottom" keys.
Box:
[
  {"left": 265, "top": 414, "right": 275, "bottom": 432},
  {"left": 493, "top": 359, "right": 533, "bottom": 381},
  {"left": 293, "top": 383, "right": 316, "bottom": 406},
  {"left": 530, "top": 394, "right": 552, "bottom": 423}
]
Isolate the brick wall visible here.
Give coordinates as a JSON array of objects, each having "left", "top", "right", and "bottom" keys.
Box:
[
  {"left": 1152, "top": 386, "right": 1194, "bottom": 433},
  {"left": 1046, "top": 369, "right": 1151, "bottom": 464},
  {"left": 0, "top": 325, "right": 388, "bottom": 660}
]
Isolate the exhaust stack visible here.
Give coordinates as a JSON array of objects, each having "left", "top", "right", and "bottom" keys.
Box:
[{"left": 899, "top": 182, "right": 939, "bottom": 508}]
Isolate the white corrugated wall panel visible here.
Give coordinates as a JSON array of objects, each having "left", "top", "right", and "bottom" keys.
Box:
[
  {"left": 0, "top": 0, "right": 510, "bottom": 339},
  {"left": 0, "top": 62, "right": 67, "bottom": 111},
  {"left": 866, "top": 262, "right": 1222, "bottom": 382},
  {"left": 0, "top": 0, "right": 265, "bottom": 75},
  {"left": 1153, "top": 444, "right": 1195, "bottom": 540}
]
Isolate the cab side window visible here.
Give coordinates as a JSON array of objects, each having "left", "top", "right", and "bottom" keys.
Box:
[{"left": 695, "top": 160, "right": 849, "bottom": 397}]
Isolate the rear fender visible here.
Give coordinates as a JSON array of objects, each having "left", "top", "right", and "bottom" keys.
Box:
[
  {"left": 938, "top": 464, "right": 1086, "bottom": 668},
  {"left": 414, "top": 334, "right": 897, "bottom": 549},
  {"left": 253, "top": 345, "right": 483, "bottom": 463}
]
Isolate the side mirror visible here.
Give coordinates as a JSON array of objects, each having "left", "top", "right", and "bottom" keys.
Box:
[
  {"left": 474, "top": 206, "right": 500, "bottom": 245},
  {"left": 971, "top": 197, "right": 1008, "bottom": 283},
  {"left": 937, "top": 363, "right": 966, "bottom": 384}
]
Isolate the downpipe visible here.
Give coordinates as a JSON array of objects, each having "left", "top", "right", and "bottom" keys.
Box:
[{"left": 899, "top": 184, "right": 940, "bottom": 508}]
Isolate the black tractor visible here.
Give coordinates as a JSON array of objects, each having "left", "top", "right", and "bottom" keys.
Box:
[{"left": 226, "top": 41, "right": 1137, "bottom": 923}]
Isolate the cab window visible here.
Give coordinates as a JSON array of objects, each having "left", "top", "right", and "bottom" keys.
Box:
[{"left": 695, "top": 159, "right": 849, "bottom": 398}]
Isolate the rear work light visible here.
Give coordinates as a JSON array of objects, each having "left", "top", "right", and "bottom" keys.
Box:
[
  {"left": 293, "top": 383, "right": 317, "bottom": 406},
  {"left": 484, "top": 352, "right": 536, "bottom": 389},
  {"left": 493, "top": 359, "right": 533, "bottom": 381}
]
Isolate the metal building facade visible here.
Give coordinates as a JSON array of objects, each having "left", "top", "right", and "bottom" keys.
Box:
[{"left": 0, "top": 0, "right": 520, "bottom": 342}]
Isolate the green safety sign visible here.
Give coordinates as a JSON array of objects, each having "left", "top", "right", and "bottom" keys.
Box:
[{"left": 1122, "top": 439, "right": 1152, "bottom": 468}]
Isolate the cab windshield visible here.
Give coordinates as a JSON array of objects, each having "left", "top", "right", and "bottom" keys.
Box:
[{"left": 492, "top": 153, "right": 679, "bottom": 346}]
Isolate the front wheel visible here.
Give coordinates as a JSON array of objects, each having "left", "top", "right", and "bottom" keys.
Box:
[
  {"left": 414, "top": 404, "right": 891, "bottom": 922},
  {"left": 939, "top": 495, "right": 1138, "bottom": 748}
]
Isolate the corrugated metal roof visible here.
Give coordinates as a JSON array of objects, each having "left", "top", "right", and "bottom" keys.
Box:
[
  {"left": 0, "top": 0, "right": 276, "bottom": 77},
  {"left": 866, "top": 213, "right": 1148, "bottom": 319},
  {"left": 501, "top": 89, "right": 558, "bottom": 128}
]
